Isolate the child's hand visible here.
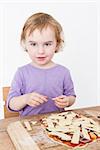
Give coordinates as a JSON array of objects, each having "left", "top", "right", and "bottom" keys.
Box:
[
  {"left": 25, "top": 92, "right": 48, "bottom": 107},
  {"left": 52, "top": 95, "right": 75, "bottom": 108}
]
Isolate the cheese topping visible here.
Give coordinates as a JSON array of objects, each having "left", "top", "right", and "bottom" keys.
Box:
[
  {"left": 49, "top": 131, "right": 71, "bottom": 141},
  {"left": 42, "top": 111, "right": 100, "bottom": 146}
]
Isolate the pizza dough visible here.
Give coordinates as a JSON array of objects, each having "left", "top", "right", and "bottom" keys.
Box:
[{"left": 41, "top": 111, "right": 100, "bottom": 148}]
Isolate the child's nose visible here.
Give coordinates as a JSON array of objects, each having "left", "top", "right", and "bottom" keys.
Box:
[{"left": 38, "top": 46, "right": 45, "bottom": 54}]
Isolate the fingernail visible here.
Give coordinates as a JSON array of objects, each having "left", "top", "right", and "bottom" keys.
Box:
[{"left": 45, "top": 98, "right": 48, "bottom": 102}]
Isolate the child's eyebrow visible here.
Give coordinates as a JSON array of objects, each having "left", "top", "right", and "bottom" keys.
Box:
[
  {"left": 44, "top": 41, "right": 53, "bottom": 43},
  {"left": 28, "top": 41, "right": 53, "bottom": 43},
  {"left": 28, "top": 41, "right": 36, "bottom": 43}
]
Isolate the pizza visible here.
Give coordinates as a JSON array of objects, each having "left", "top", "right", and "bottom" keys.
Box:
[{"left": 41, "top": 111, "right": 100, "bottom": 148}]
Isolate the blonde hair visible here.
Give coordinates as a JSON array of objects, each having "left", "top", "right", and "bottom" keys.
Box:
[{"left": 21, "top": 12, "right": 64, "bottom": 52}]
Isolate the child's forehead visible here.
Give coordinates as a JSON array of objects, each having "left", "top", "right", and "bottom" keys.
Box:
[
  {"left": 26, "top": 26, "right": 56, "bottom": 39},
  {"left": 28, "top": 25, "right": 55, "bottom": 34}
]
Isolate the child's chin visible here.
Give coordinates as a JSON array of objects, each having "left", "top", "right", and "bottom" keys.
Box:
[
  {"left": 37, "top": 61, "right": 47, "bottom": 66},
  {"left": 37, "top": 59, "right": 47, "bottom": 63}
]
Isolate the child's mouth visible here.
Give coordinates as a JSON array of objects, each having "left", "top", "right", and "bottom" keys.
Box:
[{"left": 36, "top": 57, "right": 46, "bottom": 61}]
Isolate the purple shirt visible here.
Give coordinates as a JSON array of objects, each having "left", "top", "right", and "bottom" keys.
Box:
[{"left": 7, "top": 64, "right": 76, "bottom": 116}]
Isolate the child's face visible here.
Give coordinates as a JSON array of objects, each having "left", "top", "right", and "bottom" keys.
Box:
[{"left": 25, "top": 26, "right": 57, "bottom": 67}]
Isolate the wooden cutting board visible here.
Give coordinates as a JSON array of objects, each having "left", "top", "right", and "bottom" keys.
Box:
[
  {"left": 7, "top": 120, "right": 62, "bottom": 150},
  {"left": 7, "top": 121, "right": 40, "bottom": 150},
  {"left": 6, "top": 109, "right": 100, "bottom": 150}
]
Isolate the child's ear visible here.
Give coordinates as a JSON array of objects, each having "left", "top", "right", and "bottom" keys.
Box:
[
  {"left": 21, "top": 40, "right": 25, "bottom": 48},
  {"left": 21, "top": 41, "right": 28, "bottom": 52},
  {"left": 55, "top": 44, "right": 59, "bottom": 53}
]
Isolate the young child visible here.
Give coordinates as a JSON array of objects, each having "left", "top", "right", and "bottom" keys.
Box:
[{"left": 7, "top": 12, "right": 76, "bottom": 116}]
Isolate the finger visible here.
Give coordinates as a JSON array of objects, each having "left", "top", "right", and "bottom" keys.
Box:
[
  {"left": 52, "top": 95, "right": 66, "bottom": 101},
  {"left": 57, "top": 95, "right": 66, "bottom": 99},
  {"left": 54, "top": 98, "right": 65, "bottom": 103},
  {"left": 55, "top": 103, "right": 65, "bottom": 108},
  {"left": 52, "top": 97, "right": 60, "bottom": 101},
  {"left": 33, "top": 93, "right": 48, "bottom": 102},
  {"left": 52, "top": 98, "right": 57, "bottom": 100},
  {"left": 54, "top": 97, "right": 69, "bottom": 103},
  {"left": 28, "top": 100, "right": 40, "bottom": 107},
  {"left": 55, "top": 101, "right": 69, "bottom": 107},
  {"left": 32, "top": 96, "right": 45, "bottom": 104},
  {"left": 40, "top": 95, "right": 48, "bottom": 102}
]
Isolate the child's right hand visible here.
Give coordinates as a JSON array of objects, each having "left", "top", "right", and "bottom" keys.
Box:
[{"left": 25, "top": 92, "right": 48, "bottom": 107}]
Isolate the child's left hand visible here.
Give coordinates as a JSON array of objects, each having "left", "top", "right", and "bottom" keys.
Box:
[{"left": 52, "top": 95, "right": 75, "bottom": 108}]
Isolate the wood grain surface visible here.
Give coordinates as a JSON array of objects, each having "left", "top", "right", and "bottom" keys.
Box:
[
  {"left": 0, "top": 106, "right": 100, "bottom": 150},
  {"left": 7, "top": 121, "right": 40, "bottom": 150}
]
